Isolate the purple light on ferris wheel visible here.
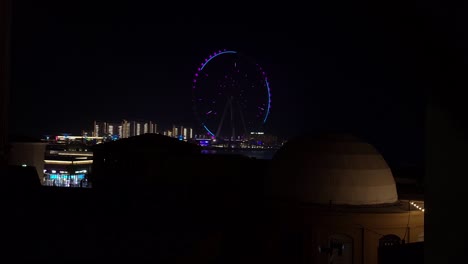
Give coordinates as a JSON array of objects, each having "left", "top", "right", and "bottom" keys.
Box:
[
  {"left": 195, "top": 49, "right": 271, "bottom": 135},
  {"left": 195, "top": 73, "right": 198, "bottom": 77},
  {"left": 193, "top": 79, "right": 196, "bottom": 83},
  {"left": 199, "top": 50, "right": 237, "bottom": 71},
  {"left": 263, "top": 79, "right": 271, "bottom": 124}
]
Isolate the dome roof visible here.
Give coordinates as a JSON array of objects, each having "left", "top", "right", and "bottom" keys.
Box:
[{"left": 268, "top": 134, "right": 398, "bottom": 205}]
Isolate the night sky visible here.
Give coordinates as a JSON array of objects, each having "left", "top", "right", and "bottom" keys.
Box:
[{"left": 9, "top": 1, "right": 431, "bottom": 166}]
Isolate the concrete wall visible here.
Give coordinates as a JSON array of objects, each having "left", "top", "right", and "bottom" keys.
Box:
[
  {"left": 313, "top": 212, "right": 424, "bottom": 264},
  {"left": 8, "top": 142, "right": 47, "bottom": 181},
  {"left": 265, "top": 207, "right": 424, "bottom": 264}
]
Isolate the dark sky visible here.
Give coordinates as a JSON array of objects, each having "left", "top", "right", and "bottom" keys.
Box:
[{"left": 9, "top": 1, "right": 434, "bottom": 166}]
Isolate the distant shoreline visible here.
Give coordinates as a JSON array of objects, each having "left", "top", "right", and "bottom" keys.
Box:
[{"left": 200, "top": 147, "right": 278, "bottom": 159}]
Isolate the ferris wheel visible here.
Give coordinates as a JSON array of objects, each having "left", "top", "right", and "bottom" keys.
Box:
[{"left": 192, "top": 49, "right": 271, "bottom": 140}]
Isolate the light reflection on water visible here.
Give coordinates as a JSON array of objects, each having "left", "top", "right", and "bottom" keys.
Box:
[{"left": 201, "top": 148, "right": 278, "bottom": 159}]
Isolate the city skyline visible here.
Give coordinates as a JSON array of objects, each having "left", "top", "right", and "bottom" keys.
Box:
[
  {"left": 9, "top": 1, "right": 424, "bottom": 167},
  {"left": 92, "top": 119, "right": 195, "bottom": 141}
]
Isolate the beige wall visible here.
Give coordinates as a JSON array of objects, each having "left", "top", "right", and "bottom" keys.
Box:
[
  {"left": 267, "top": 207, "right": 424, "bottom": 264},
  {"left": 312, "top": 211, "right": 424, "bottom": 264},
  {"left": 8, "top": 142, "right": 47, "bottom": 181}
]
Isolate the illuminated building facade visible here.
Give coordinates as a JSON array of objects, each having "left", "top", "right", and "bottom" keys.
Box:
[
  {"left": 52, "top": 135, "right": 104, "bottom": 144},
  {"left": 159, "top": 125, "right": 194, "bottom": 141},
  {"left": 94, "top": 120, "right": 158, "bottom": 139},
  {"left": 42, "top": 137, "right": 94, "bottom": 187},
  {"left": 172, "top": 125, "right": 178, "bottom": 138},
  {"left": 247, "top": 132, "right": 279, "bottom": 148},
  {"left": 92, "top": 120, "right": 195, "bottom": 142}
]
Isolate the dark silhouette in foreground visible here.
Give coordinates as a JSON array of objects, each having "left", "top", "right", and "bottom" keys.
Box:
[{"left": 5, "top": 134, "right": 422, "bottom": 263}]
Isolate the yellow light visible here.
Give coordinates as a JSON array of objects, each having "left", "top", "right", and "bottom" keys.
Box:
[
  {"left": 409, "top": 200, "right": 425, "bottom": 212},
  {"left": 73, "top": 160, "right": 93, "bottom": 165},
  {"left": 44, "top": 160, "right": 73, "bottom": 165},
  {"left": 44, "top": 159, "right": 93, "bottom": 165}
]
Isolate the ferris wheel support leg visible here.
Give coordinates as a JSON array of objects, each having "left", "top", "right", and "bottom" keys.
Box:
[
  {"left": 237, "top": 100, "right": 248, "bottom": 139},
  {"left": 216, "top": 97, "right": 231, "bottom": 139},
  {"left": 230, "top": 97, "right": 235, "bottom": 142}
]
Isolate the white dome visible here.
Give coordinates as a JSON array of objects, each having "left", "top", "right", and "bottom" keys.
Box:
[{"left": 268, "top": 134, "right": 398, "bottom": 205}]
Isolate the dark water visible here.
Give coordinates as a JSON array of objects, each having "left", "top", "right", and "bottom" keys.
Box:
[{"left": 201, "top": 148, "right": 278, "bottom": 159}]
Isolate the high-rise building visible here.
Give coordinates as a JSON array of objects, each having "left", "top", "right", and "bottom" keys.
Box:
[
  {"left": 94, "top": 120, "right": 159, "bottom": 139},
  {"left": 93, "top": 121, "right": 122, "bottom": 137},
  {"left": 118, "top": 125, "right": 123, "bottom": 138},
  {"left": 149, "top": 121, "right": 157, "bottom": 134},
  {"left": 136, "top": 123, "right": 141, "bottom": 136},
  {"left": 93, "top": 123, "right": 99, "bottom": 137},
  {"left": 122, "top": 120, "right": 130, "bottom": 138},
  {"left": 131, "top": 121, "right": 136, "bottom": 136},
  {"left": 92, "top": 120, "right": 198, "bottom": 141},
  {"left": 164, "top": 125, "right": 195, "bottom": 141}
]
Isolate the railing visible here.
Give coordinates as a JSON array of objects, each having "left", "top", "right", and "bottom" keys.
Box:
[{"left": 42, "top": 178, "right": 92, "bottom": 188}]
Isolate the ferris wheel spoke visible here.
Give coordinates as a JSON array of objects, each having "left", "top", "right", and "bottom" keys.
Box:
[{"left": 192, "top": 49, "right": 271, "bottom": 140}]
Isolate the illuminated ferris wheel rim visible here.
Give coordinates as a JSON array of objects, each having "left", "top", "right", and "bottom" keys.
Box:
[{"left": 192, "top": 49, "right": 272, "bottom": 137}]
